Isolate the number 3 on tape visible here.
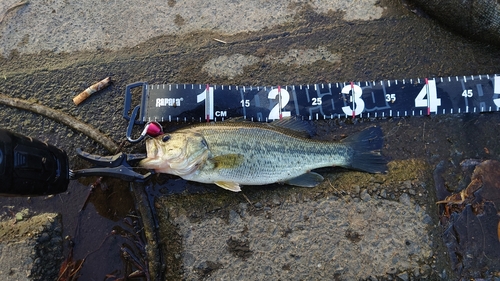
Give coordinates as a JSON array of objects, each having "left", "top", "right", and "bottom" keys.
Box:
[
  {"left": 341, "top": 83, "right": 365, "bottom": 117},
  {"left": 415, "top": 78, "right": 440, "bottom": 114}
]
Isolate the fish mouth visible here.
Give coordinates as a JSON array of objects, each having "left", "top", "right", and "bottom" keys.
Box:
[
  {"left": 140, "top": 138, "right": 209, "bottom": 176},
  {"left": 138, "top": 140, "right": 162, "bottom": 170},
  {"left": 145, "top": 139, "right": 159, "bottom": 157}
]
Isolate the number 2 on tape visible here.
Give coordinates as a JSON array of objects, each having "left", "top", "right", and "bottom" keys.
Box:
[
  {"left": 415, "top": 79, "right": 440, "bottom": 113},
  {"left": 268, "top": 88, "right": 291, "bottom": 120}
]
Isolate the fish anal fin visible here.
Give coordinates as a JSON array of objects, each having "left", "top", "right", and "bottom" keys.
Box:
[
  {"left": 214, "top": 181, "right": 242, "bottom": 192},
  {"left": 212, "top": 154, "right": 244, "bottom": 169},
  {"left": 285, "top": 172, "right": 324, "bottom": 187}
]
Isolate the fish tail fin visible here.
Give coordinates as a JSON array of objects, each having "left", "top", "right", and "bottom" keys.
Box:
[{"left": 342, "top": 126, "right": 387, "bottom": 173}]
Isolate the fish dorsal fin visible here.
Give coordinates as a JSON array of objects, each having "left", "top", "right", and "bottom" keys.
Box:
[
  {"left": 267, "top": 117, "right": 315, "bottom": 138},
  {"left": 212, "top": 154, "right": 244, "bottom": 169},
  {"left": 285, "top": 172, "right": 324, "bottom": 187},
  {"left": 214, "top": 181, "right": 241, "bottom": 192},
  {"left": 225, "top": 117, "right": 247, "bottom": 122}
]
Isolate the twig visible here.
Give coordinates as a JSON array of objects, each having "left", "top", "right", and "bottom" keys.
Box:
[
  {"left": 0, "top": 1, "right": 29, "bottom": 25},
  {"left": 326, "top": 178, "right": 344, "bottom": 197},
  {"left": 241, "top": 193, "right": 252, "bottom": 205},
  {"left": 130, "top": 182, "right": 163, "bottom": 280},
  {"left": 0, "top": 93, "right": 119, "bottom": 153},
  {"left": 213, "top": 38, "right": 227, "bottom": 44},
  {"left": 422, "top": 122, "right": 425, "bottom": 142}
]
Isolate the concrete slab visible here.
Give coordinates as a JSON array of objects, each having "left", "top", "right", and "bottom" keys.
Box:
[
  {"left": 0, "top": 0, "right": 384, "bottom": 57},
  {"left": 0, "top": 212, "right": 62, "bottom": 281}
]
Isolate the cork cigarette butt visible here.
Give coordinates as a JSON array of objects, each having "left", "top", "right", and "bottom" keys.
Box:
[
  {"left": 72, "top": 91, "right": 90, "bottom": 106},
  {"left": 73, "top": 77, "right": 112, "bottom": 106}
]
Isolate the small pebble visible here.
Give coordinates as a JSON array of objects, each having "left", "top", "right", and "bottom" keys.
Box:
[
  {"left": 353, "top": 185, "right": 360, "bottom": 194},
  {"left": 399, "top": 193, "right": 411, "bottom": 206},
  {"left": 38, "top": 232, "right": 50, "bottom": 243},
  {"left": 15, "top": 212, "right": 24, "bottom": 222},
  {"left": 421, "top": 214, "right": 432, "bottom": 224},
  {"left": 228, "top": 210, "right": 242, "bottom": 225},
  {"left": 380, "top": 189, "right": 387, "bottom": 198},
  {"left": 397, "top": 272, "right": 409, "bottom": 281},
  {"left": 360, "top": 189, "right": 371, "bottom": 202}
]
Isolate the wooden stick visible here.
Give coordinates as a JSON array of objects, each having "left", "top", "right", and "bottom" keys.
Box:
[{"left": 0, "top": 94, "right": 119, "bottom": 153}]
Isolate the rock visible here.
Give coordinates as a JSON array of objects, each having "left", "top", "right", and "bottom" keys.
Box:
[
  {"left": 421, "top": 214, "right": 432, "bottom": 225},
  {"left": 183, "top": 252, "right": 195, "bottom": 267},
  {"left": 380, "top": 189, "right": 387, "bottom": 198},
  {"left": 15, "top": 212, "right": 24, "bottom": 222},
  {"left": 353, "top": 185, "right": 361, "bottom": 194},
  {"left": 37, "top": 233, "right": 50, "bottom": 243},
  {"left": 399, "top": 193, "right": 411, "bottom": 206},
  {"left": 264, "top": 265, "right": 273, "bottom": 275},
  {"left": 397, "top": 271, "right": 409, "bottom": 281},
  {"left": 360, "top": 189, "right": 371, "bottom": 202},
  {"left": 401, "top": 180, "right": 412, "bottom": 190},
  {"left": 229, "top": 210, "right": 242, "bottom": 225}
]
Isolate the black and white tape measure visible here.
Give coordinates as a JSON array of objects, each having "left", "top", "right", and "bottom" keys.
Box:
[{"left": 123, "top": 74, "right": 500, "bottom": 128}]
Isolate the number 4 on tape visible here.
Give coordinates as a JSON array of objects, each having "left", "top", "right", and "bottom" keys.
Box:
[{"left": 415, "top": 78, "right": 440, "bottom": 115}]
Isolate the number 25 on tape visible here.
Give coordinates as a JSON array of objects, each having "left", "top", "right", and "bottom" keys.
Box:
[{"left": 415, "top": 79, "right": 441, "bottom": 113}]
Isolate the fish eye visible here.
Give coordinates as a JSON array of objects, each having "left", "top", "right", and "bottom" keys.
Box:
[{"left": 162, "top": 135, "right": 171, "bottom": 142}]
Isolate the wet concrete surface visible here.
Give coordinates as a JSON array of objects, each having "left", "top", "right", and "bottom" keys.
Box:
[{"left": 1, "top": 0, "right": 500, "bottom": 280}]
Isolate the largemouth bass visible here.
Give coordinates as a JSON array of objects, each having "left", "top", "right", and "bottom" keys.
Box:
[{"left": 139, "top": 120, "right": 387, "bottom": 192}]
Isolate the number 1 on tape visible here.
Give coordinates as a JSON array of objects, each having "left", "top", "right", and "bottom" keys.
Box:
[{"left": 197, "top": 84, "right": 214, "bottom": 121}]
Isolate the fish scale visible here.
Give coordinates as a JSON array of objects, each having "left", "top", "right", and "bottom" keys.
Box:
[{"left": 202, "top": 126, "right": 350, "bottom": 180}]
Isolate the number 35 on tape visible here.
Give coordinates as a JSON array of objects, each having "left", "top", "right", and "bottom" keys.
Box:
[{"left": 123, "top": 74, "right": 500, "bottom": 124}]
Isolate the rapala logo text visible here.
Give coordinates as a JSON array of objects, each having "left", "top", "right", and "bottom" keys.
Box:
[{"left": 156, "top": 98, "right": 183, "bottom": 107}]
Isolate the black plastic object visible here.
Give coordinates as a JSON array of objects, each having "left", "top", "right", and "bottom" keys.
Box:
[
  {"left": 123, "top": 81, "right": 148, "bottom": 125},
  {"left": 0, "top": 129, "right": 70, "bottom": 196},
  {"left": 71, "top": 148, "right": 150, "bottom": 182}
]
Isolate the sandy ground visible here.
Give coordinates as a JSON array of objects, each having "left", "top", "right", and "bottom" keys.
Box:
[{"left": 1, "top": 0, "right": 500, "bottom": 280}]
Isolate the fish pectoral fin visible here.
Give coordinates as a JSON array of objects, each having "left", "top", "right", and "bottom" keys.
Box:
[
  {"left": 214, "top": 181, "right": 242, "bottom": 192},
  {"left": 212, "top": 154, "right": 244, "bottom": 169},
  {"left": 285, "top": 172, "right": 324, "bottom": 187}
]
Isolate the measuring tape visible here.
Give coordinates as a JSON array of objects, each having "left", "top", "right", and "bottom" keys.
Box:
[{"left": 123, "top": 74, "right": 500, "bottom": 139}]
